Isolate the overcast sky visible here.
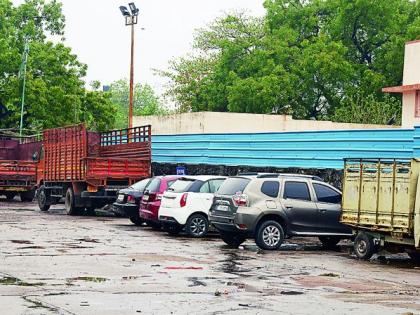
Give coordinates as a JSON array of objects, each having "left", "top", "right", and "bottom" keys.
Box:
[{"left": 13, "top": 0, "right": 266, "bottom": 94}]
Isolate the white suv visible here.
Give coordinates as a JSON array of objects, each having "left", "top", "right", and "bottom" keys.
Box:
[{"left": 158, "top": 176, "right": 226, "bottom": 237}]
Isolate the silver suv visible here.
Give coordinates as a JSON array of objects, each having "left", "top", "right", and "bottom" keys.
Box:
[{"left": 209, "top": 175, "right": 352, "bottom": 250}]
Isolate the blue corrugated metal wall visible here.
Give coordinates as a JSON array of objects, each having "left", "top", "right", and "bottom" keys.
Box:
[{"left": 152, "top": 128, "right": 416, "bottom": 169}]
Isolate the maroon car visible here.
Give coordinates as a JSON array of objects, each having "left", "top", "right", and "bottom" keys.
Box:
[{"left": 139, "top": 175, "right": 180, "bottom": 228}]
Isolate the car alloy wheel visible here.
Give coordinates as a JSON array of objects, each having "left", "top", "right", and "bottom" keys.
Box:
[
  {"left": 255, "top": 220, "right": 284, "bottom": 250},
  {"left": 186, "top": 214, "right": 209, "bottom": 238},
  {"left": 262, "top": 225, "right": 281, "bottom": 247},
  {"left": 190, "top": 217, "right": 206, "bottom": 236}
]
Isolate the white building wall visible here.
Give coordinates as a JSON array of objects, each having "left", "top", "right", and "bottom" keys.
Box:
[{"left": 134, "top": 112, "right": 397, "bottom": 135}]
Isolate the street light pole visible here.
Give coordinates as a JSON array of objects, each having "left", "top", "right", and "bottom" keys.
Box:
[
  {"left": 129, "top": 21, "right": 135, "bottom": 129},
  {"left": 119, "top": 3, "right": 139, "bottom": 130}
]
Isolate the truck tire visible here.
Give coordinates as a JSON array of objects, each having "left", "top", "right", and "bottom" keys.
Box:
[
  {"left": 354, "top": 232, "right": 376, "bottom": 260},
  {"left": 5, "top": 192, "right": 15, "bottom": 201},
  {"left": 255, "top": 220, "right": 285, "bottom": 250},
  {"left": 65, "top": 187, "right": 83, "bottom": 216},
  {"left": 220, "top": 231, "right": 246, "bottom": 248},
  {"left": 319, "top": 236, "right": 341, "bottom": 249},
  {"left": 186, "top": 214, "right": 209, "bottom": 238},
  {"left": 37, "top": 186, "right": 50, "bottom": 211},
  {"left": 20, "top": 190, "right": 35, "bottom": 202}
]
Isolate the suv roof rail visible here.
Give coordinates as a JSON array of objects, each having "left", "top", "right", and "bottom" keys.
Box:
[{"left": 257, "top": 173, "right": 323, "bottom": 181}]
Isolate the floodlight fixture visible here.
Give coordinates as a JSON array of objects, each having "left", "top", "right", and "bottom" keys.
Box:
[
  {"left": 119, "top": 6, "right": 130, "bottom": 17},
  {"left": 129, "top": 3, "right": 139, "bottom": 16}
]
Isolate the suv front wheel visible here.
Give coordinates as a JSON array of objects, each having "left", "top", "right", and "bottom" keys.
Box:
[{"left": 255, "top": 220, "right": 285, "bottom": 250}]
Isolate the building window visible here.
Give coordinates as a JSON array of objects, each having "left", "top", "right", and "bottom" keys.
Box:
[{"left": 416, "top": 90, "right": 420, "bottom": 118}]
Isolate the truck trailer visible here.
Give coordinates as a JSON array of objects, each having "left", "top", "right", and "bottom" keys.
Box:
[
  {"left": 341, "top": 158, "right": 420, "bottom": 261},
  {"left": 36, "top": 124, "right": 151, "bottom": 215},
  {"left": 0, "top": 134, "right": 41, "bottom": 202}
]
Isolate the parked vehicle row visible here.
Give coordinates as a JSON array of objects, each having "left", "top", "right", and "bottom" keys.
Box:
[
  {"left": 3, "top": 124, "right": 418, "bottom": 261},
  {"left": 111, "top": 173, "right": 353, "bottom": 246}
]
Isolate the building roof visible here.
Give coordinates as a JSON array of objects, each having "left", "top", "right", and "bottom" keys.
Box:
[{"left": 382, "top": 83, "right": 420, "bottom": 93}]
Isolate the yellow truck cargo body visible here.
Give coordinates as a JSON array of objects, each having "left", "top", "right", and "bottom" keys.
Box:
[{"left": 341, "top": 159, "right": 420, "bottom": 249}]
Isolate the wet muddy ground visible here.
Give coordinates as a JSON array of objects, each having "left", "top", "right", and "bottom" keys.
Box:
[{"left": 1, "top": 198, "right": 419, "bottom": 315}]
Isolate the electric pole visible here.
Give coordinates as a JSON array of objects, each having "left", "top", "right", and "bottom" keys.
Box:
[{"left": 19, "top": 38, "right": 29, "bottom": 139}]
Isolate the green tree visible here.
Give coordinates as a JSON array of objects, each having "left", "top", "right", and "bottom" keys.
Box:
[
  {"left": 0, "top": 0, "right": 116, "bottom": 132},
  {"left": 109, "top": 79, "right": 169, "bottom": 129},
  {"left": 161, "top": 1, "right": 420, "bottom": 124}
]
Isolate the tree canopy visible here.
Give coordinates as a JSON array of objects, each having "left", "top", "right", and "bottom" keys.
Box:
[
  {"left": 162, "top": 0, "right": 420, "bottom": 125},
  {"left": 0, "top": 0, "right": 116, "bottom": 132},
  {"left": 109, "top": 79, "right": 169, "bottom": 129}
]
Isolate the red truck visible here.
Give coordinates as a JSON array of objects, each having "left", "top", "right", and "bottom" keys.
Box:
[
  {"left": 0, "top": 134, "right": 41, "bottom": 202},
  {"left": 36, "top": 124, "right": 151, "bottom": 215}
]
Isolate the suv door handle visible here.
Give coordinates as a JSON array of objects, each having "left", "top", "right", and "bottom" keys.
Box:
[
  {"left": 319, "top": 209, "right": 327, "bottom": 213},
  {"left": 285, "top": 205, "right": 293, "bottom": 210}
]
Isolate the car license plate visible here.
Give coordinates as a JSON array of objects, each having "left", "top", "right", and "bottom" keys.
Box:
[
  {"left": 117, "top": 194, "right": 124, "bottom": 202},
  {"left": 143, "top": 195, "right": 149, "bottom": 201},
  {"left": 216, "top": 205, "right": 229, "bottom": 211}
]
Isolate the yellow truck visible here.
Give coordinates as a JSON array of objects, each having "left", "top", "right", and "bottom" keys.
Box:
[{"left": 341, "top": 158, "right": 420, "bottom": 260}]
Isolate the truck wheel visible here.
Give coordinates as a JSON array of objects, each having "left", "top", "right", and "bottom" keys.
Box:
[
  {"left": 255, "top": 220, "right": 285, "bottom": 250},
  {"left": 186, "top": 214, "right": 209, "bottom": 238},
  {"left": 37, "top": 186, "right": 50, "bottom": 211},
  {"left": 20, "top": 190, "right": 35, "bottom": 202},
  {"left": 219, "top": 232, "right": 246, "bottom": 248},
  {"left": 65, "top": 187, "right": 83, "bottom": 216},
  {"left": 354, "top": 232, "right": 376, "bottom": 260},
  {"left": 5, "top": 192, "right": 15, "bottom": 201},
  {"left": 319, "top": 236, "right": 341, "bottom": 249}
]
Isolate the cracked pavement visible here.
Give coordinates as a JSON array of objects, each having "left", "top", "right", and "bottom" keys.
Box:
[{"left": 1, "top": 199, "right": 420, "bottom": 315}]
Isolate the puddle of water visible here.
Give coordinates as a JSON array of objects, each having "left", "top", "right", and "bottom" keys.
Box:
[
  {"left": 10, "top": 240, "right": 33, "bottom": 244},
  {"left": 0, "top": 276, "right": 45, "bottom": 286},
  {"left": 18, "top": 246, "right": 46, "bottom": 250},
  {"left": 77, "top": 238, "right": 100, "bottom": 243},
  {"left": 67, "top": 276, "right": 108, "bottom": 283}
]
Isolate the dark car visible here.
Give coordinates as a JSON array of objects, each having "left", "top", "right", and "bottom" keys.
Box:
[
  {"left": 209, "top": 175, "right": 352, "bottom": 250},
  {"left": 113, "top": 178, "right": 151, "bottom": 225}
]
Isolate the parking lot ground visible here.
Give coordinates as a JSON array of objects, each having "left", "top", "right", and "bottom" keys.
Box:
[{"left": 1, "top": 199, "right": 420, "bottom": 315}]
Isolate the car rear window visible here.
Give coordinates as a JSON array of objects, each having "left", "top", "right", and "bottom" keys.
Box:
[
  {"left": 145, "top": 177, "right": 161, "bottom": 193},
  {"left": 261, "top": 181, "right": 280, "bottom": 198},
  {"left": 169, "top": 179, "right": 196, "bottom": 193},
  {"left": 313, "top": 183, "right": 341, "bottom": 204},
  {"left": 130, "top": 179, "right": 150, "bottom": 191},
  {"left": 216, "top": 177, "right": 251, "bottom": 195},
  {"left": 283, "top": 181, "right": 311, "bottom": 201}
]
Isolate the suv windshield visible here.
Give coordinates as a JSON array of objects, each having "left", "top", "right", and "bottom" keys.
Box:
[
  {"left": 130, "top": 179, "right": 149, "bottom": 191},
  {"left": 216, "top": 177, "right": 251, "bottom": 195},
  {"left": 169, "top": 179, "right": 196, "bottom": 193}
]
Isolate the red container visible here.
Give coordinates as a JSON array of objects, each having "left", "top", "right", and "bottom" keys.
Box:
[{"left": 37, "top": 124, "right": 152, "bottom": 214}]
